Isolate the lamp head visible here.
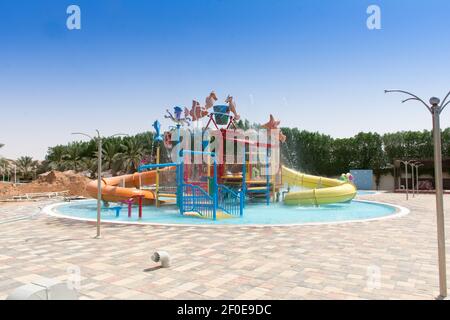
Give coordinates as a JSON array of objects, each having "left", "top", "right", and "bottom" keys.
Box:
[{"left": 430, "top": 97, "right": 440, "bottom": 106}]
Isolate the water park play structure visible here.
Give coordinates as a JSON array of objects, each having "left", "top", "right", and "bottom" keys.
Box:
[{"left": 86, "top": 91, "right": 357, "bottom": 220}]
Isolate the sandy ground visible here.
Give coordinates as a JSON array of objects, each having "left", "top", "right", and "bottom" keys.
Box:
[{"left": 0, "top": 171, "right": 91, "bottom": 200}]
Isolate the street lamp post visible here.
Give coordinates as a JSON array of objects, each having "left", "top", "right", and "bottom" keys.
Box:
[
  {"left": 409, "top": 162, "right": 415, "bottom": 197},
  {"left": 385, "top": 89, "right": 450, "bottom": 298},
  {"left": 400, "top": 160, "right": 409, "bottom": 200},
  {"left": 410, "top": 160, "right": 422, "bottom": 197},
  {"left": 415, "top": 162, "right": 424, "bottom": 195},
  {"left": 72, "top": 130, "right": 128, "bottom": 238}
]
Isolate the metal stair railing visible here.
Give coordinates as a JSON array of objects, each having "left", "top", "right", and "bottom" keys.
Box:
[
  {"left": 181, "top": 184, "right": 216, "bottom": 219},
  {"left": 217, "top": 184, "right": 243, "bottom": 217}
]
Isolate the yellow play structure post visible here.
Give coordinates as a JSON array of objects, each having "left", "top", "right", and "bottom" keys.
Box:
[
  {"left": 155, "top": 144, "right": 160, "bottom": 207},
  {"left": 207, "top": 152, "right": 211, "bottom": 194}
]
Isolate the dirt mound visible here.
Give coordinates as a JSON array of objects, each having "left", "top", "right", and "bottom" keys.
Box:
[
  {"left": 0, "top": 183, "right": 16, "bottom": 198},
  {"left": 0, "top": 171, "right": 92, "bottom": 199}
]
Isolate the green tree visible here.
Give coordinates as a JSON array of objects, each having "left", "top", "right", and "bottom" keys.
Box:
[
  {"left": 39, "top": 126, "right": 450, "bottom": 183},
  {"left": 236, "top": 119, "right": 251, "bottom": 131},
  {"left": 101, "top": 141, "right": 121, "bottom": 174},
  {"left": 15, "top": 156, "right": 39, "bottom": 181},
  {"left": 46, "top": 145, "right": 68, "bottom": 171},
  {"left": 0, "top": 144, "right": 10, "bottom": 181},
  {"left": 441, "top": 128, "right": 450, "bottom": 157},
  {"left": 82, "top": 157, "right": 98, "bottom": 178},
  {"left": 280, "top": 128, "right": 299, "bottom": 169},
  {"left": 133, "top": 132, "right": 153, "bottom": 156},
  {"left": 330, "top": 137, "right": 355, "bottom": 175},
  {"left": 0, "top": 158, "right": 10, "bottom": 181},
  {"left": 115, "top": 137, "right": 145, "bottom": 173},
  {"left": 295, "top": 130, "right": 333, "bottom": 175},
  {"left": 63, "top": 142, "right": 89, "bottom": 172},
  {"left": 347, "top": 132, "right": 386, "bottom": 188},
  {"left": 382, "top": 130, "right": 433, "bottom": 163}
]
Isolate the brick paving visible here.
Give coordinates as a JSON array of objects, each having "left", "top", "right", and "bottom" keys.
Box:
[{"left": 0, "top": 193, "right": 449, "bottom": 300}]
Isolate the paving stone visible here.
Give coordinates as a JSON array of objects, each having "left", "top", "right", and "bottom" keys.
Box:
[{"left": 0, "top": 194, "right": 448, "bottom": 299}]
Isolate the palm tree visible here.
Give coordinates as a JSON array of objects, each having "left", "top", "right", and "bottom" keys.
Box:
[
  {"left": 0, "top": 157, "right": 10, "bottom": 181},
  {"left": 0, "top": 144, "right": 8, "bottom": 181},
  {"left": 46, "top": 145, "right": 67, "bottom": 171},
  {"left": 101, "top": 141, "right": 121, "bottom": 175},
  {"left": 63, "top": 142, "right": 87, "bottom": 172},
  {"left": 15, "top": 156, "right": 38, "bottom": 181},
  {"left": 115, "top": 138, "right": 145, "bottom": 173},
  {"left": 82, "top": 157, "right": 98, "bottom": 178}
]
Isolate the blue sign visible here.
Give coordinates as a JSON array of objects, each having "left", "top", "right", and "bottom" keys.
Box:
[{"left": 350, "top": 169, "right": 373, "bottom": 190}]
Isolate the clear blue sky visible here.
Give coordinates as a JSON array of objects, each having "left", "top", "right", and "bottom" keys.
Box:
[{"left": 1, "top": 0, "right": 450, "bottom": 159}]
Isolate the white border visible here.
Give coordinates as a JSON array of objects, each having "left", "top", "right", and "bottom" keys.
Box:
[
  {"left": 43, "top": 199, "right": 410, "bottom": 228},
  {"left": 356, "top": 190, "right": 385, "bottom": 196}
]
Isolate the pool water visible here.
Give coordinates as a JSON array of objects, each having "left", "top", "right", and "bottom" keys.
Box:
[
  {"left": 286, "top": 186, "right": 378, "bottom": 196},
  {"left": 53, "top": 199, "right": 397, "bottom": 225}
]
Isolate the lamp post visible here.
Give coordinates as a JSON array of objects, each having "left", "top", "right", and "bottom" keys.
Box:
[
  {"left": 400, "top": 160, "right": 409, "bottom": 200},
  {"left": 385, "top": 89, "right": 450, "bottom": 298},
  {"left": 410, "top": 161, "right": 415, "bottom": 197},
  {"left": 72, "top": 131, "right": 128, "bottom": 238},
  {"left": 409, "top": 160, "right": 420, "bottom": 197},
  {"left": 415, "top": 162, "right": 424, "bottom": 195},
  {"left": 410, "top": 160, "right": 422, "bottom": 197}
]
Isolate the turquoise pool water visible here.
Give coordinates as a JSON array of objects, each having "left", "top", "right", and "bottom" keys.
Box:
[{"left": 53, "top": 199, "right": 397, "bottom": 225}]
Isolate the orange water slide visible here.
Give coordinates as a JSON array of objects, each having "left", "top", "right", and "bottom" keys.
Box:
[{"left": 86, "top": 166, "right": 176, "bottom": 205}]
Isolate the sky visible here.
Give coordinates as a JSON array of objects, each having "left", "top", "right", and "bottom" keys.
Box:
[{"left": 1, "top": 0, "right": 450, "bottom": 160}]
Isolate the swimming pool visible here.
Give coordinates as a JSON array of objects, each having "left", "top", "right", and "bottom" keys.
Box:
[{"left": 47, "top": 199, "right": 406, "bottom": 226}]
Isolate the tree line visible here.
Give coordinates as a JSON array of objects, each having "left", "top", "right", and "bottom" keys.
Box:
[
  {"left": 0, "top": 133, "right": 169, "bottom": 182},
  {"left": 1, "top": 126, "right": 450, "bottom": 183},
  {"left": 280, "top": 128, "right": 450, "bottom": 185}
]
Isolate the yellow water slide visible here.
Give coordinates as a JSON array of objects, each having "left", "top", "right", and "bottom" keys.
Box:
[{"left": 282, "top": 166, "right": 357, "bottom": 205}]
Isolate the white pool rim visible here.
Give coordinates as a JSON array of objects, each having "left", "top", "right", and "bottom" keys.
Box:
[{"left": 43, "top": 199, "right": 410, "bottom": 228}]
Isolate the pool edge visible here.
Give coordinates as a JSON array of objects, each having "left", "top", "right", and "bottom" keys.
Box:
[{"left": 43, "top": 199, "right": 410, "bottom": 228}]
